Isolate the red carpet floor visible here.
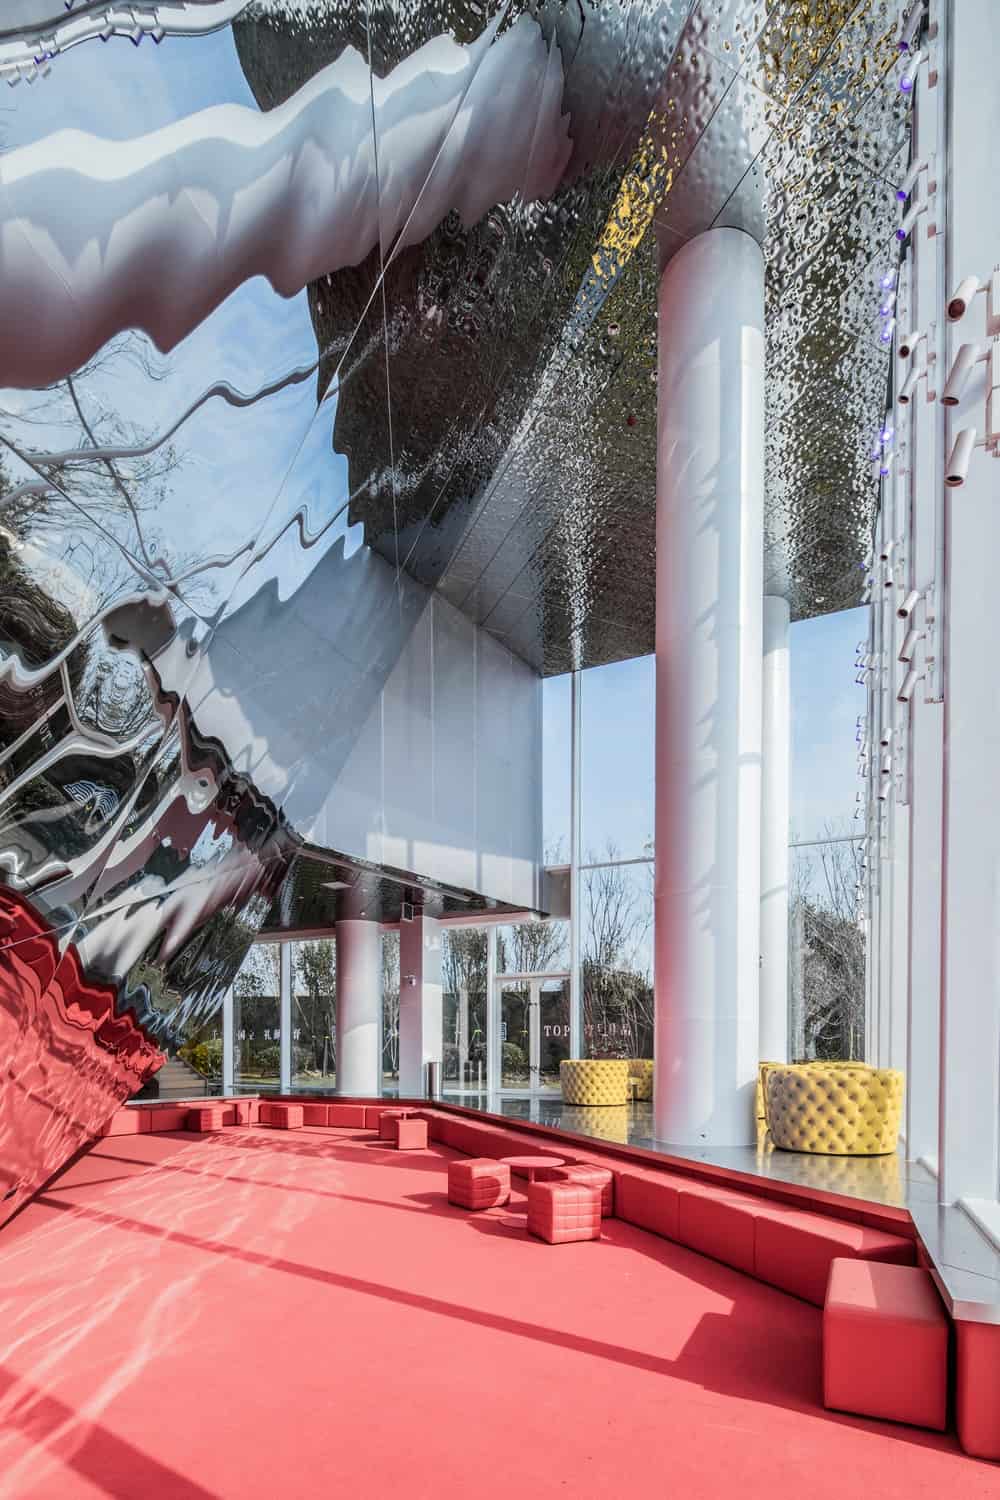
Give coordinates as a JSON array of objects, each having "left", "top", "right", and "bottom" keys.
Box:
[{"left": 0, "top": 1127, "right": 993, "bottom": 1500}]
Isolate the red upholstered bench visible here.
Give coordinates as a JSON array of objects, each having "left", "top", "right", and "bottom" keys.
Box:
[
  {"left": 956, "top": 1320, "right": 1000, "bottom": 1459},
  {"left": 100, "top": 1107, "right": 150, "bottom": 1136},
  {"left": 145, "top": 1105, "right": 191, "bottom": 1132},
  {"left": 188, "top": 1105, "right": 227, "bottom": 1133},
  {"left": 536, "top": 1163, "right": 614, "bottom": 1216},
  {"left": 395, "top": 1118, "right": 428, "bottom": 1150},
  {"left": 824, "top": 1258, "right": 948, "bottom": 1430},
  {"left": 448, "top": 1159, "right": 511, "bottom": 1210},
  {"left": 528, "top": 1181, "right": 602, "bottom": 1245},
  {"left": 327, "top": 1104, "right": 367, "bottom": 1128},
  {"left": 754, "top": 1204, "right": 914, "bottom": 1306}
]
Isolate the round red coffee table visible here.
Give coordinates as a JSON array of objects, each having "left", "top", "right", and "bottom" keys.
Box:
[{"left": 500, "top": 1154, "right": 564, "bottom": 1184}]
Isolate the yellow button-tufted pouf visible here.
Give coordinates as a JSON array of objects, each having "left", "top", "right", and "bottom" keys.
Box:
[
  {"left": 559, "top": 1059, "right": 630, "bottom": 1106},
  {"left": 627, "top": 1059, "right": 654, "bottom": 1101},
  {"left": 765, "top": 1063, "right": 904, "bottom": 1156}
]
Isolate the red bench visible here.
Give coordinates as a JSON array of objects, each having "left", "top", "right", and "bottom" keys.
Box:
[{"left": 416, "top": 1109, "right": 915, "bottom": 1307}]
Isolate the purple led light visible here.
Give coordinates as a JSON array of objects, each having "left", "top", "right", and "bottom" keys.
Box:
[
  {"left": 900, "top": 74, "right": 914, "bottom": 92},
  {"left": 896, "top": 188, "right": 907, "bottom": 201},
  {"left": 896, "top": 226, "right": 908, "bottom": 241},
  {"left": 881, "top": 270, "right": 896, "bottom": 290},
  {"left": 881, "top": 425, "right": 894, "bottom": 444}
]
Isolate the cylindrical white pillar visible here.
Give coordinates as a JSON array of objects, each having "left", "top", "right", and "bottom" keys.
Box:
[
  {"left": 335, "top": 919, "right": 382, "bottom": 1095},
  {"left": 760, "top": 594, "right": 791, "bottom": 1064},
  {"left": 654, "top": 228, "right": 765, "bottom": 1146}
]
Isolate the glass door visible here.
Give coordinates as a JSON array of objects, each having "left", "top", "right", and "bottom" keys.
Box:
[
  {"left": 499, "top": 983, "right": 531, "bottom": 1089},
  {"left": 497, "top": 975, "right": 571, "bottom": 1092},
  {"left": 536, "top": 978, "right": 571, "bottom": 1091}
]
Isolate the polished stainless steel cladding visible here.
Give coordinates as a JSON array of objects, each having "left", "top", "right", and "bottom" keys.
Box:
[{"left": 0, "top": 0, "right": 909, "bottom": 1219}]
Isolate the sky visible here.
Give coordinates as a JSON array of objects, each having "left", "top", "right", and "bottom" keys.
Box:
[{"left": 543, "top": 605, "right": 867, "bottom": 860}]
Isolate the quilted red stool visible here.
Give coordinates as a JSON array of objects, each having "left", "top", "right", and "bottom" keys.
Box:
[
  {"left": 269, "top": 1103, "right": 304, "bottom": 1130},
  {"left": 448, "top": 1158, "right": 511, "bottom": 1210},
  {"left": 231, "top": 1098, "right": 256, "bottom": 1126},
  {"left": 536, "top": 1163, "right": 614, "bottom": 1216},
  {"left": 395, "top": 1117, "right": 428, "bottom": 1150},
  {"left": 378, "top": 1109, "right": 408, "bottom": 1141},
  {"left": 527, "top": 1181, "right": 602, "bottom": 1245},
  {"left": 187, "top": 1105, "right": 227, "bottom": 1133},
  {"left": 824, "top": 1258, "right": 948, "bottom": 1430}
]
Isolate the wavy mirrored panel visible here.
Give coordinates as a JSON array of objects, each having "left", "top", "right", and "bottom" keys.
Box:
[{"left": 0, "top": 0, "right": 909, "bottom": 1215}]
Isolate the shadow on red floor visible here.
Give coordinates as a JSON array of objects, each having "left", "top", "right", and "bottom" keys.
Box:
[{"left": 0, "top": 1127, "right": 992, "bottom": 1499}]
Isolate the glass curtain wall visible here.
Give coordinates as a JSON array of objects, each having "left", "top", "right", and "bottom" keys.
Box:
[
  {"left": 441, "top": 927, "right": 488, "bottom": 1091},
  {"left": 291, "top": 939, "right": 336, "bottom": 1091},
  {"left": 382, "top": 931, "right": 400, "bottom": 1090},
  {"left": 789, "top": 836, "right": 866, "bottom": 1061},
  {"left": 233, "top": 941, "right": 281, "bottom": 1094}
]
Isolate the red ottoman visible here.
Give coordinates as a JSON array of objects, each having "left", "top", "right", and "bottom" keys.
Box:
[
  {"left": 527, "top": 1181, "right": 602, "bottom": 1245},
  {"left": 824, "top": 1258, "right": 948, "bottom": 1430},
  {"left": 378, "top": 1109, "right": 408, "bottom": 1141},
  {"left": 448, "top": 1159, "right": 511, "bottom": 1210},
  {"left": 264, "top": 1103, "right": 303, "bottom": 1130},
  {"left": 536, "top": 1164, "right": 614, "bottom": 1217},
  {"left": 231, "top": 1098, "right": 257, "bottom": 1125},
  {"left": 187, "top": 1106, "right": 227, "bottom": 1133},
  {"left": 395, "top": 1118, "right": 428, "bottom": 1150}
]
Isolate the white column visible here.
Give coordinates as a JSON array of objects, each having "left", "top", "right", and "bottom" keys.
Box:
[
  {"left": 398, "top": 914, "right": 443, "bottom": 1096},
  {"left": 760, "top": 595, "right": 791, "bottom": 1064},
  {"left": 568, "top": 668, "right": 583, "bottom": 1061},
  {"left": 654, "top": 227, "right": 765, "bottom": 1146},
  {"left": 222, "top": 984, "right": 235, "bottom": 1094},
  {"left": 335, "top": 919, "right": 382, "bottom": 1095},
  {"left": 279, "top": 942, "right": 292, "bottom": 1093}
]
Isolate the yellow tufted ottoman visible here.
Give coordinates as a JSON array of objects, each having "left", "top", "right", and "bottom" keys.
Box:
[
  {"left": 765, "top": 1063, "right": 904, "bottom": 1156},
  {"left": 559, "top": 1059, "right": 630, "bottom": 1106},
  {"left": 628, "top": 1059, "right": 654, "bottom": 1101}
]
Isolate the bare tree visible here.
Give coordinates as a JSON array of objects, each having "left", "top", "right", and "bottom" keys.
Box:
[
  {"left": 790, "top": 831, "right": 865, "bottom": 1060},
  {"left": 293, "top": 939, "right": 336, "bottom": 1077},
  {"left": 581, "top": 846, "right": 654, "bottom": 1060},
  {"left": 382, "top": 931, "right": 400, "bottom": 1077}
]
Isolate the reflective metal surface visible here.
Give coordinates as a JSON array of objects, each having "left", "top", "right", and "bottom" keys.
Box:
[{"left": 0, "top": 0, "right": 909, "bottom": 1215}]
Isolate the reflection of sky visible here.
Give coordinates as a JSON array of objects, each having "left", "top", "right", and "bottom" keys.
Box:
[{"left": 0, "top": 26, "right": 357, "bottom": 614}]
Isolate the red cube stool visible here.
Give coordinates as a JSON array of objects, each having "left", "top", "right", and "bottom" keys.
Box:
[
  {"left": 231, "top": 1099, "right": 256, "bottom": 1126},
  {"left": 824, "top": 1258, "right": 948, "bottom": 1430},
  {"left": 448, "top": 1159, "right": 511, "bottom": 1210},
  {"left": 536, "top": 1163, "right": 614, "bottom": 1217},
  {"left": 378, "top": 1109, "right": 408, "bottom": 1141},
  {"left": 267, "top": 1103, "right": 304, "bottom": 1130},
  {"left": 527, "top": 1181, "right": 602, "bottom": 1245},
  {"left": 395, "top": 1118, "right": 428, "bottom": 1150},
  {"left": 187, "top": 1105, "right": 227, "bottom": 1133}
]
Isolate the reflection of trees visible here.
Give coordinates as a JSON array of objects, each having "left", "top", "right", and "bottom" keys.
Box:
[
  {"left": 582, "top": 845, "right": 653, "bottom": 1060},
  {"left": 443, "top": 928, "right": 487, "bottom": 1081},
  {"left": 496, "top": 919, "right": 566, "bottom": 975},
  {"left": 382, "top": 931, "right": 400, "bottom": 1076},
  {"left": 790, "top": 833, "right": 865, "bottom": 1061},
  {"left": 0, "top": 335, "right": 189, "bottom": 608},
  {"left": 293, "top": 938, "right": 336, "bottom": 1077}
]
